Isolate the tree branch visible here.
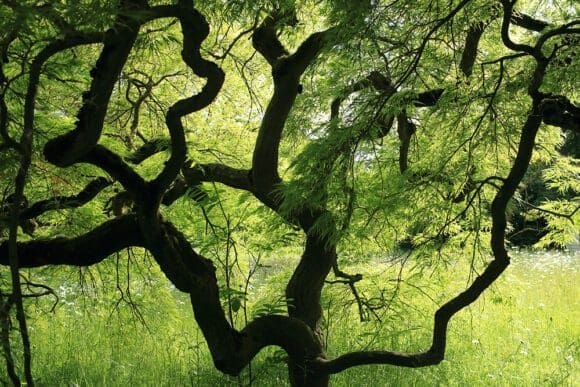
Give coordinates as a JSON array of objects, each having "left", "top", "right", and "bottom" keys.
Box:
[
  {"left": 183, "top": 162, "right": 252, "bottom": 192},
  {"left": 396, "top": 111, "right": 414, "bottom": 173},
  {"left": 459, "top": 23, "right": 485, "bottom": 77},
  {"left": 80, "top": 145, "right": 147, "bottom": 194},
  {"left": 151, "top": 2, "right": 225, "bottom": 203},
  {"left": 252, "top": 27, "right": 334, "bottom": 205},
  {"left": 499, "top": 0, "right": 536, "bottom": 57},
  {"left": 20, "top": 177, "right": 111, "bottom": 220},
  {"left": 540, "top": 95, "right": 580, "bottom": 134},
  {"left": 43, "top": 1, "right": 145, "bottom": 167},
  {"left": 511, "top": 12, "right": 549, "bottom": 32},
  {"left": 125, "top": 138, "right": 171, "bottom": 164},
  {"left": 0, "top": 215, "right": 143, "bottom": 268},
  {"left": 397, "top": 0, "right": 473, "bottom": 87},
  {"left": 0, "top": 25, "right": 21, "bottom": 152},
  {"left": 413, "top": 89, "right": 444, "bottom": 107},
  {"left": 252, "top": 15, "right": 289, "bottom": 66},
  {"left": 302, "top": 17, "right": 554, "bottom": 376}
]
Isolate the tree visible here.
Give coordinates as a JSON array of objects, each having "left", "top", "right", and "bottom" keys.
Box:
[{"left": 0, "top": 0, "right": 578, "bottom": 385}]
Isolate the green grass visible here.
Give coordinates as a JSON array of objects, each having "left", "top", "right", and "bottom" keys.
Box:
[
  {"left": 2, "top": 250, "right": 578, "bottom": 386},
  {"left": 329, "top": 251, "right": 579, "bottom": 386}
]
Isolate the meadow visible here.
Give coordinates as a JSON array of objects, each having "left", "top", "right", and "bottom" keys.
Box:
[{"left": 4, "top": 249, "right": 578, "bottom": 386}]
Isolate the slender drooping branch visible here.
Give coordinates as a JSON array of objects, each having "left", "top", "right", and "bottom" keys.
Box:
[{"left": 397, "top": 0, "right": 473, "bottom": 87}]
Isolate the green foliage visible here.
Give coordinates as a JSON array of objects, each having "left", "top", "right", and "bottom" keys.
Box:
[{"left": 0, "top": 0, "right": 578, "bottom": 384}]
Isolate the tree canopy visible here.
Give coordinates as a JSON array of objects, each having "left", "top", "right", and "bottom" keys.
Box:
[{"left": 0, "top": 0, "right": 578, "bottom": 385}]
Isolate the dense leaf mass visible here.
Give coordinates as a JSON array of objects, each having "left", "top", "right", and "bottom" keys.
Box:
[{"left": 0, "top": 0, "right": 578, "bottom": 385}]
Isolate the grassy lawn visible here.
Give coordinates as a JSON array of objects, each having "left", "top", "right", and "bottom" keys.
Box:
[{"left": 5, "top": 250, "right": 578, "bottom": 386}]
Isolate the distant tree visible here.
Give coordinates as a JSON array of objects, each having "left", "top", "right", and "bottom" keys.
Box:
[{"left": 0, "top": 0, "right": 578, "bottom": 385}]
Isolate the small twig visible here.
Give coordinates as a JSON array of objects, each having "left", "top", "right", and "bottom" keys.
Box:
[{"left": 517, "top": 198, "right": 578, "bottom": 223}]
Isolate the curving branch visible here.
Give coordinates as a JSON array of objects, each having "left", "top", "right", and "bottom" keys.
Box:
[
  {"left": 499, "top": 1, "right": 537, "bottom": 57},
  {"left": 307, "top": 23, "right": 552, "bottom": 377},
  {"left": 252, "top": 25, "right": 335, "bottom": 204},
  {"left": 24, "top": 32, "right": 105, "bottom": 151},
  {"left": 122, "top": 71, "right": 183, "bottom": 146},
  {"left": 150, "top": 1, "right": 225, "bottom": 202},
  {"left": 251, "top": 15, "right": 290, "bottom": 66},
  {"left": 5, "top": 19, "right": 106, "bottom": 386},
  {"left": 219, "top": 315, "right": 327, "bottom": 385},
  {"left": 182, "top": 162, "right": 252, "bottom": 192},
  {"left": 20, "top": 177, "right": 111, "bottom": 220},
  {"left": 0, "top": 215, "right": 143, "bottom": 268},
  {"left": 125, "top": 138, "right": 171, "bottom": 165},
  {"left": 43, "top": 1, "right": 145, "bottom": 167},
  {"left": 81, "top": 145, "right": 146, "bottom": 194},
  {"left": 135, "top": 216, "right": 329, "bottom": 385},
  {"left": 538, "top": 24, "right": 580, "bottom": 46},
  {"left": 458, "top": 8, "right": 549, "bottom": 78},
  {"left": 310, "top": 255, "right": 509, "bottom": 373}
]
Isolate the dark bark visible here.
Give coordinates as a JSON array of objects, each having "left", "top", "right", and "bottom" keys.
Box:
[
  {"left": 499, "top": 1, "right": 536, "bottom": 57},
  {"left": 135, "top": 214, "right": 327, "bottom": 385},
  {"left": 396, "top": 112, "right": 414, "bottom": 173},
  {"left": 252, "top": 16, "right": 290, "bottom": 66},
  {"left": 459, "top": 23, "right": 485, "bottom": 77},
  {"left": 9, "top": 21, "right": 107, "bottom": 387},
  {"left": 285, "top": 231, "right": 335, "bottom": 360},
  {"left": 0, "top": 215, "right": 143, "bottom": 268},
  {"left": 540, "top": 96, "right": 580, "bottom": 134},
  {"left": 125, "top": 138, "right": 171, "bottom": 164},
  {"left": 151, "top": 1, "right": 225, "bottom": 205},
  {"left": 413, "top": 89, "right": 444, "bottom": 107},
  {"left": 43, "top": 2, "right": 144, "bottom": 167},
  {"left": 81, "top": 145, "right": 147, "bottom": 194},
  {"left": 0, "top": 298, "right": 19, "bottom": 385},
  {"left": 252, "top": 28, "right": 332, "bottom": 204},
  {"left": 511, "top": 12, "right": 549, "bottom": 32},
  {"left": 20, "top": 178, "right": 111, "bottom": 220},
  {"left": 1, "top": 2, "right": 576, "bottom": 386},
  {"left": 249, "top": 17, "right": 339, "bottom": 384},
  {"left": 182, "top": 163, "right": 252, "bottom": 192}
]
